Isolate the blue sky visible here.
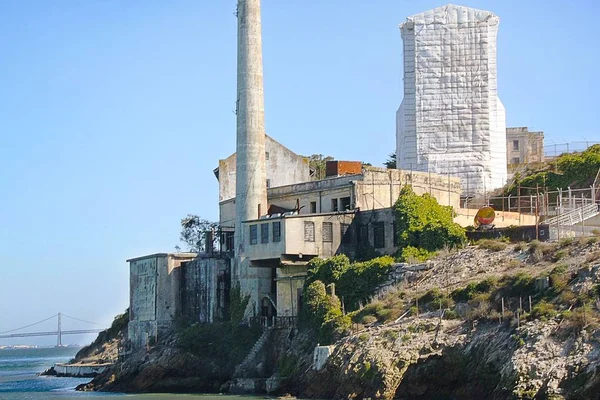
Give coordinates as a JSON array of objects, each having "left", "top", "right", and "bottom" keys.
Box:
[{"left": 0, "top": 0, "right": 598, "bottom": 345}]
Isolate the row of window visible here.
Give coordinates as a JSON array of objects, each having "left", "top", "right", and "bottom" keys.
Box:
[
  {"left": 249, "top": 221, "right": 281, "bottom": 245},
  {"left": 249, "top": 220, "right": 399, "bottom": 249}
]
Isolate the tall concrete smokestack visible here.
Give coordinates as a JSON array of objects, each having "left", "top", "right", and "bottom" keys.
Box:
[{"left": 234, "top": 0, "right": 267, "bottom": 287}]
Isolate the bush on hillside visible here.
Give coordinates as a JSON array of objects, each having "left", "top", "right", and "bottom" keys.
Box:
[
  {"left": 394, "top": 186, "right": 466, "bottom": 260},
  {"left": 306, "top": 255, "right": 395, "bottom": 311}
]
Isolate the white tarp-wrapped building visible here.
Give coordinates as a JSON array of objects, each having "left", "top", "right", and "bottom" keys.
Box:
[{"left": 396, "top": 4, "right": 507, "bottom": 196}]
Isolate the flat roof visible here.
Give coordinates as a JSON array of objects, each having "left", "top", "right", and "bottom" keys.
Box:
[{"left": 126, "top": 252, "right": 197, "bottom": 263}]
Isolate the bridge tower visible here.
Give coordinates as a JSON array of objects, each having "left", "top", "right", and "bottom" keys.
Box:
[{"left": 57, "top": 312, "right": 62, "bottom": 347}]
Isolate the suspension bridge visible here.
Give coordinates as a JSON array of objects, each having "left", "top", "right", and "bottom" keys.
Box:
[{"left": 0, "top": 313, "right": 107, "bottom": 346}]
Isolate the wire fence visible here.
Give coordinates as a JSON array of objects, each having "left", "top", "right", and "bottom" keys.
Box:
[{"left": 544, "top": 141, "right": 599, "bottom": 158}]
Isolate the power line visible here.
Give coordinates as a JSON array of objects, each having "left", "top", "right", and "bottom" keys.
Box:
[
  {"left": 0, "top": 314, "right": 58, "bottom": 335},
  {"left": 60, "top": 313, "right": 105, "bottom": 326}
]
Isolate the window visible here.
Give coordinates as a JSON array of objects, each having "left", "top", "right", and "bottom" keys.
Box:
[
  {"left": 221, "top": 231, "right": 234, "bottom": 251},
  {"left": 374, "top": 222, "right": 385, "bottom": 249},
  {"left": 322, "top": 222, "right": 333, "bottom": 242},
  {"left": 340, "top": 197, "right": 351, "bottom": 210},
  {"left": 304, "top": 221, "right": 315, "bottom": 242},
  {"left": 513, "top": 140, "right": 519, "bottom": 151},
  {"left": 265, "top": 151, "right": 270, "bottom": 160},
  {"left": 266, "top": 179, "right": 271, "bottom": 188},
  {"left": 511, "top": 157, "right": 520, "bottom": 165},
  {"left": 261, "top": 223, "right": 269, "bottom": 243},
  {"left": 331, "top": 199, "right": 338, "bottom": 212},
  {"left": 272, "top": 221, "right": 281, "bottom": 242},
  {"left": 310, "top": 201, "right": 317, "bottom": 213},
  {"left": 249, "top": 225, "right": 258, "bottom": 245},
  {"left": 393, "top": 222, "right": 399, "bottom": 246},
  {"left": 341, "top": 223, "right": 352, "bottom": 244}
]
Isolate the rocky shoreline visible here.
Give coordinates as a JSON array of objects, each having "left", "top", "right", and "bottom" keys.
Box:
[{"left": 76, "top": 241, "right": 600, "bottom": 399}]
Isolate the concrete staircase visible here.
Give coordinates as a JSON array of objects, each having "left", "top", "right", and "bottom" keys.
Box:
[
  {"left": 546, "top": 203, "right": 599, "bottom": 226},
  {"left": 233, "top": 327, "right": 273, "bottom": 378}
]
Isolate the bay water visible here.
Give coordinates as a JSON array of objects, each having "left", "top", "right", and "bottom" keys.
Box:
[{"left": 0, "top": 347, "right": 245, "bottom": 400}]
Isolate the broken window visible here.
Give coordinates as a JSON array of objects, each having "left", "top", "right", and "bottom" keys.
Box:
[
  {"left": 513, "top": 140, "right": 519, "bottom": 151},
  {"left": 331, "top": 199, "right": 338, "bottom": 212},
  {"left": 310, "top": 201, "right": 317, "bottom": 213},
  {"left": 374, "top": 222, "right": 385, "bottom": 249},
  {"left": 249, "top": 225, "right": 258, "bottom": 245},
  {"left": 265, "top": 151, "right": 270, "bottom": 160},
  {"left": 304, "top": 221, "right": 315, "bottom": 242},
  {"left": 340, "top": 197, "right": 351, "bottom": 210},
  {"left": 261, "top": 223, "right": 269, "bottom": 243},
  {"left": 322, "top": 222, "right": 333, "bottom": 243},
  {"left": 272, "top": 221, "right": 281, "bottom": 242}
]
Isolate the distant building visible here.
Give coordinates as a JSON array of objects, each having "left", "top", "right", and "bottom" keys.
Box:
[
  {"left": 396, "top": 4, "right": 507, "bottom": 195},
  {"left": 506, "top": 127, "right": 544, "bottom": 166}
]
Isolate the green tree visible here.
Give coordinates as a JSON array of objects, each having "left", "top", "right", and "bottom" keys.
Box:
[
  {"left": 395, "top": 185, "right": 466, "bottom": 260},
  {"left": 307, "top": 154, "right": 334, "bottom": 180},
  {"left": 179, "top": 214, "right": 218, "bottom": 252},
  {"left": 384, "top": 151, "right": 396, "bottom": 169}
]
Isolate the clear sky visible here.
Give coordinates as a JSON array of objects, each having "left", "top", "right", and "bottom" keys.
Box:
[{"left": 0, "top": 0, "right": 598, "bottom": 345}]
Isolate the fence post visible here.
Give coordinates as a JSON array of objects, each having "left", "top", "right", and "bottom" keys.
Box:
[{"left": 501, "top": 298, "right": 505, "bottom": 323}]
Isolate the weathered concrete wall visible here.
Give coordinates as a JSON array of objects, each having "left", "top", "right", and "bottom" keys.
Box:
[
  {"left": 357, "top": 168, "right": 461, "bottom": 210},
  {"left": 127, "top": 253, "right": 196, "bottom": 348},
  {"left": 276, "top": 265, "right": 307, "bottom": 317},
  {"left": 181, "top": 256, "right": 231, "bottom": 323},
  {"left": 455, "top": 208, "right": 537, "bottom": 228},
  {"left": 54, "top": 363, "right": 111, "bottom": 377}
]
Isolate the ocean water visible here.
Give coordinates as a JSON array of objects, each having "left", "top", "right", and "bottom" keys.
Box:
[{"left": 0, "top": 347, "right": 244, "bottom": 400}]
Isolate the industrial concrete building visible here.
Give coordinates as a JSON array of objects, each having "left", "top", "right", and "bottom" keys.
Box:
[
  {"left": 127, "top": 253, "right": 196, "bottom": 347},
  {"left": 506, "top": 127, "right": 545, "bottom": 167},
  {"left": 396, "top": 4, "right": 507, "bottom": 196},
  {"left": 126, "top": 0, "right": 467, "bottom": 345},
  {"left": 217, "top": 157, "right": 461, "bottom": 317}
]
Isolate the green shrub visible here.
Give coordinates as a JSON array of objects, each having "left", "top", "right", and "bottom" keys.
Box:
[
  {"left": 358, "top": 333, "right": 370, "bottom": 342},
  {"left": 586, "top": 236, "right": 599, "bottom": 245},
  {"left": 478, "top": 239, "right": 508, "bottom": 252},
  {"left": 302, "top": 280, "right": 350, "bottom": 344},
  {"left": 514, "top": 242, "right": 527, "bottom": 252},
  {"left": 531, "top": 300, "right": 558, "bottom": 320},
  {"left": 554, "top": 250, "right": 567, "bottom": 261},
  {"left": 451, "top": 277, "right": 497, "bottom": 302},
  {"left": 361, "top": 315, "right": 378, "bottom": 325},
  {"left": 559, "top": 237, "right": 574, "bottom": 247},
  {"left": 400, "top": 246, "right": 433, "bottom": 263},
  {"left": 394, "top": 186, "right": 466, "bottom": 256},
  {"left": 443, "top": 309, "right": 459, "bottom": 320},
  {"left": 419, "top": 287, "right": 453, "bottom": 310},
  {"left": 383, "top": 330, "right": 399, "bottom": 341},
  {"left": 306, "top": 255, "right": 395, "bottom": 312}
]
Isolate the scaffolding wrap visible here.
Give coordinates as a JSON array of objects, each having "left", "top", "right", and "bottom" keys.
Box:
[{"left": 396, "top": 4, "right": 507, "bottom": 195}]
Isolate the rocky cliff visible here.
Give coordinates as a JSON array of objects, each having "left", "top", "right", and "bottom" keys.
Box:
[{"left": 80, "top": 239, "right": 600, "bottom": 399}]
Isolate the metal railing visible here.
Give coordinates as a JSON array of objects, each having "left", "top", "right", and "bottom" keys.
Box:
[{"left": 546, "top": 203, "right": 599, "bottom": 226}]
